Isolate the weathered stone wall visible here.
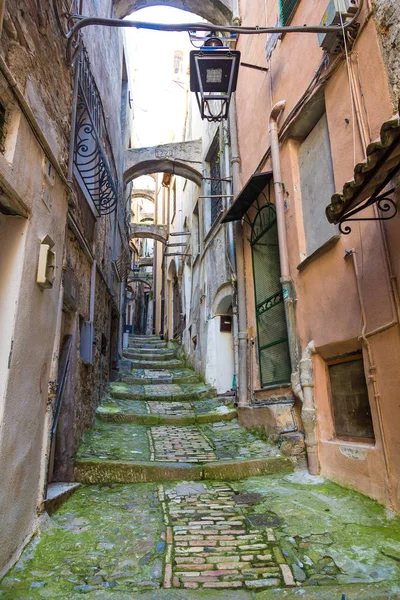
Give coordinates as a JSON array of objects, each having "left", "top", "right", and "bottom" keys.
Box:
[
  {"left": 373, "top": 0, "right": 400, "bottom": 104},
  {"left": 0, "top": 0, "right": 130, "bottom": 574}
]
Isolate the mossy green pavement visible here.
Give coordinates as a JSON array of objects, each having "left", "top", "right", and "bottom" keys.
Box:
[
  {"left": 2, "top": 337, "right": 400, "bottom": 598},
  {"left": 74, "top": 338, "right": 293, "bottom": 483},
  {"left": 2, "top": 474, "right": 400, "bottom": 598}
]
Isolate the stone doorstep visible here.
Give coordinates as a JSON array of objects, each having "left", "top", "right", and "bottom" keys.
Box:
[
  {"left": 44, "top": 482, "right": 80, "bottom": 515},
  {"left": 73, "top": 456, "right": 294, "bottom": 484}
]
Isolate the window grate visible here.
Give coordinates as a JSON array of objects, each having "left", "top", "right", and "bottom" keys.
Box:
[
  {"left": 73, "top": 46, "right": 119, "bottom": 216},
  {"left": 279, "top": 0, "right": 300, "bottom": 25},
  {"left": 210, "top": 132, "right": 223, "bottom": 225}
]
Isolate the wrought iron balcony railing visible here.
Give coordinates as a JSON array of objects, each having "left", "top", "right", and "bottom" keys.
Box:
[{"left": 70, "top": 45, "right": 118, "bottom": 216}]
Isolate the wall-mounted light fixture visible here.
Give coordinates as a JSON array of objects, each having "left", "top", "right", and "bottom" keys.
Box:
[
  {"left": 190, "top": 36, "right": 240, "bottom": 122},
  {"left": 37, "top": 235, "right": 56, "bottom": 289}
]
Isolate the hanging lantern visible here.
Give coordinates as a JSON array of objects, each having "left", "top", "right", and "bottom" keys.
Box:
[{"left": 190, "top": 36, "right": 240, "bottom": 122}]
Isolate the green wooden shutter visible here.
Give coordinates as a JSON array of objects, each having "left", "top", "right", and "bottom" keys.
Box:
[{"left": 279, "top": 0, "right": 300, "bottom": 25}]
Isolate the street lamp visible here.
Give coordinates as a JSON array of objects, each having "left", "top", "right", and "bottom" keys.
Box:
[{"left": 190, "top": 36, "right": 240, "bottom": 122}]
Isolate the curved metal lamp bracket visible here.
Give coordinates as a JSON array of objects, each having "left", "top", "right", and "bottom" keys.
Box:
[{"left": 338, "top": 188, "right": 398, "bottom": 235}]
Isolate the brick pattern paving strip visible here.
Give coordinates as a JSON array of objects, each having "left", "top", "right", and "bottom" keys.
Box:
[
  {"left": 151, "top": 426, "right": 217, "bottom": 462},
  {"left": 165, "top": 482, "right": 288, "bottom": 590},
  {"left": 148, "top": 402, "right": 195, "bottom": 418}
]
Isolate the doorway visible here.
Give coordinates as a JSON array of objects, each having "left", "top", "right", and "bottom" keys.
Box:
[{"left": 251, "top": 204, "right": 291, "bottom": 387}]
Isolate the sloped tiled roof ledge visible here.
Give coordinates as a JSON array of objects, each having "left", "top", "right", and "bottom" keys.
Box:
[{"left": 326, "top": 114, "right": 400, "bottom": 224}]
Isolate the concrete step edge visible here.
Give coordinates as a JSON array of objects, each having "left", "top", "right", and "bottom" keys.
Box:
[{"left": 74, "top": 455, "right": 294, "bottom": 484}]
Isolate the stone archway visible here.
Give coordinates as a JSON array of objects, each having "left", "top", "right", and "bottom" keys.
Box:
[
  {"left": 130, "top": 223, "right": 168, "bottom": 244},
  {"left": 114, "top": 0, "right": 233, "bottom": 24},
  {"left": 132, "top": 189, "right": 155, "bottom": 203},
  {"left": 124, "top": 140, "right": 203, "bottom": 187}
]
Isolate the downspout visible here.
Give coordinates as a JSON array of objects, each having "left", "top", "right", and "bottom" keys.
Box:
[
  {"left": 231, "top": 0, "right": 241, "bottom": 25},
  {"left": 346, "top": 248, "right": 394, "bottom": 508},
  {"left": 299, "top": 341, "right": 319, "bottom": 474},
  {"left": 223, "top": 120, "right": 239, "bottom": 391},
  {"left": 229, "top": 95, "right": 248, "bottom": 407},
  {"left": 269, "top": 101, "right": 299, "bottom": 373}
]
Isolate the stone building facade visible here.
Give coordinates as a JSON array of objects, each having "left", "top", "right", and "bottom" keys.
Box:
[
  {"left": 0, "top": 0, "right": 132, "bottom": 574},
  {"left": 127, "top": 0, "right": 400, "bottom": 513}
]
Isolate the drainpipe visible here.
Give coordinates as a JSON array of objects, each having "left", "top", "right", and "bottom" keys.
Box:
[
  {"left": 346, "top": 248, "right": 394, "bottom": 509},
  {"left": 229, "top": 95, "right": 248, "bottom": 407},
  {"left": 269, "top": 101, "right": 299, "bottom": 373},
  {"left": 299, "top": 341, "right": 319, "bottom": 474},
  {"left": 232, "top": 0, "right": 241, "bottom": 25},
  {"left": 223, "top": 120, "right": 239, "bottom": 390}
]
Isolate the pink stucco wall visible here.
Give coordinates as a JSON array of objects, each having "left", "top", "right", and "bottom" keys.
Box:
[{"left": 236, "top": 0, "right": 400, "bottom": 509}]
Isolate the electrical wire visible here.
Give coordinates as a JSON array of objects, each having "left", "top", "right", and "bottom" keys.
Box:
[
  {"left": 62, "top": 0, "right": 364, "bottom": 60},
  {"left": 340, "top": 10, "right": 357, "bottom": 167}
]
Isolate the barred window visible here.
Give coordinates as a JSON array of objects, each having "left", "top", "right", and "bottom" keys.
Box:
[
  {"left": 328, "top": 356, "right": 375, "bottom": 441},
  {"left": 279, "top": 0, "right": 300, "bottom": 25},
  {"left": 210, "top": 133, "right": 223, "bottom": 226}
]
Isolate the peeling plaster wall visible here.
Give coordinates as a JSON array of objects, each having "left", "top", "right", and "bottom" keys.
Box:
[
  {"left": 373, "top": 0, "right": 400, "bottom": 104},
  {"left": 0, "top": 0, "right": 130, "bottom": 573}
]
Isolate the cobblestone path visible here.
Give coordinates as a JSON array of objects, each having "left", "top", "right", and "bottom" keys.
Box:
[
  {"left": 163, "top": 483, "right": 285, "bottom": 590},
  {"left": 2, "top": 335, "right": 400, "bottom": 599},
  {"left": 151, "top": 426, "right": 217, "bottom": 462}
]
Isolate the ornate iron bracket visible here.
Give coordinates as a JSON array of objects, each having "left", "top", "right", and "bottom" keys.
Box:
[
  {"left": 338, "top": 155, "right": 400, "bottom": 235},
  {"left": 338, "top": 188, "right": 397, "bottom": 235}
]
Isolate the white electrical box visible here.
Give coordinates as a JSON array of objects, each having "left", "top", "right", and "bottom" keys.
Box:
[
  {"left": 37, "top": 235, "right": 56, "bottom": 289},
  {"left": 318, "top": 0, "right": 358, "bottom": 53}
]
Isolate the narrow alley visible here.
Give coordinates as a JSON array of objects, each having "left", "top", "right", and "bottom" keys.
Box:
[
  {"left": 2, "top": 1, "right": 400, "bottom": 599},
  {"left": 1, "top": 335, "right": 400, "bottom": 598}
]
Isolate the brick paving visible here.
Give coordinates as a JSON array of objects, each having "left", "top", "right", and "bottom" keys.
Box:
[
  {"left": 147, "top": 401, "right": 195, "bottom": 418},
  {"left": 151, "top": 426, "right": 217, "bottom": 462},
  {"left": 162, "top": 482, "right": 292, "bottom": 590},
  {"left": 4, "top": 337, "right": 398, "bottom": 597}
]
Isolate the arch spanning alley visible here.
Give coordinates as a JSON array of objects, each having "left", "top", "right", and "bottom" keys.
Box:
[
  {"left": 131, "top": 223, "right": 168, "bottom": 244},
  {"left": 131, "top": 189, "right": 155, "bottom": 203},
  {"left": 124, "top": 140, "right": 203, "bottom": 187},
  {"left": 128, "top": 277, "right": 153, "bottom": 288},
  {"left": 114, "top": 0, "right": 233, "bottom": 24}
]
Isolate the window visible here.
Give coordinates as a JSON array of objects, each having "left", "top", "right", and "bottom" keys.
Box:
[
  {"left": 328, "top": 356, "right": 375, "bottom": 440},
  {"left": 209, "top": 132, "right": 223, "bottom": 226},
  {"left": 279, "top": 0, "right": 300, "bottom": 25},
  {"left": 298, "top": 113, "right": 336, "bottom": 256}
]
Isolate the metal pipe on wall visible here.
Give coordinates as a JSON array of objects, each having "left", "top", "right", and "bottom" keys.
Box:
[
  {"left": 229, "top": 95, "right": 248, "bottom": 407},
  {"left": 346, "top": 248, "right": 394, "bottom": 509},
  {"left": 269, "top": 101, "right": 299, "bottom": 372}
]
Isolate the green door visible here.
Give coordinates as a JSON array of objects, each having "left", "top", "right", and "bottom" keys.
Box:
[{"left": 251, "top": 204, "right": 291, "bottom": 387}]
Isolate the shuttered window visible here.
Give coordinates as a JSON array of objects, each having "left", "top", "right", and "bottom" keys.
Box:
[{"left": 279, "top": 0, "right": 300, "bottom": 25}]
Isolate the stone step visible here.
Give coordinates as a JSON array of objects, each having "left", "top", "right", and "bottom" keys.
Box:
[
  {"left": 45, "top": 482, "right": 80, "bottom": 515},
  {"left": 97, "top": 398, "right": 237, "bottom": 426},
  {"left": 74, "top": 419, "right": 292, "bottom": 484},
  {"left": 124, "top": 350, "right": 176, "bottom": 362},
  {"left": 122, "top": 371, "right": 200, "bottom": 385},
  {"left": 74, "top": 455, "right": 293, "bottom": 484},
  {"left": 126, "top": 347, "right": 173, "bottom": 355},
  {"left": 129, "top": 358, "right": 185, "bottom": 369},
  {"left": 129, "top": 368, "right": 200, "bottom": 384},
  {"left": 129, "top": 335, "right": 162, "bottom": 343},
  {"left": 109, "top": 382, "right": 216, "bottom": 402},
  {"left": 127, "top": 341, "right": 168, "bottom": 349}
]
